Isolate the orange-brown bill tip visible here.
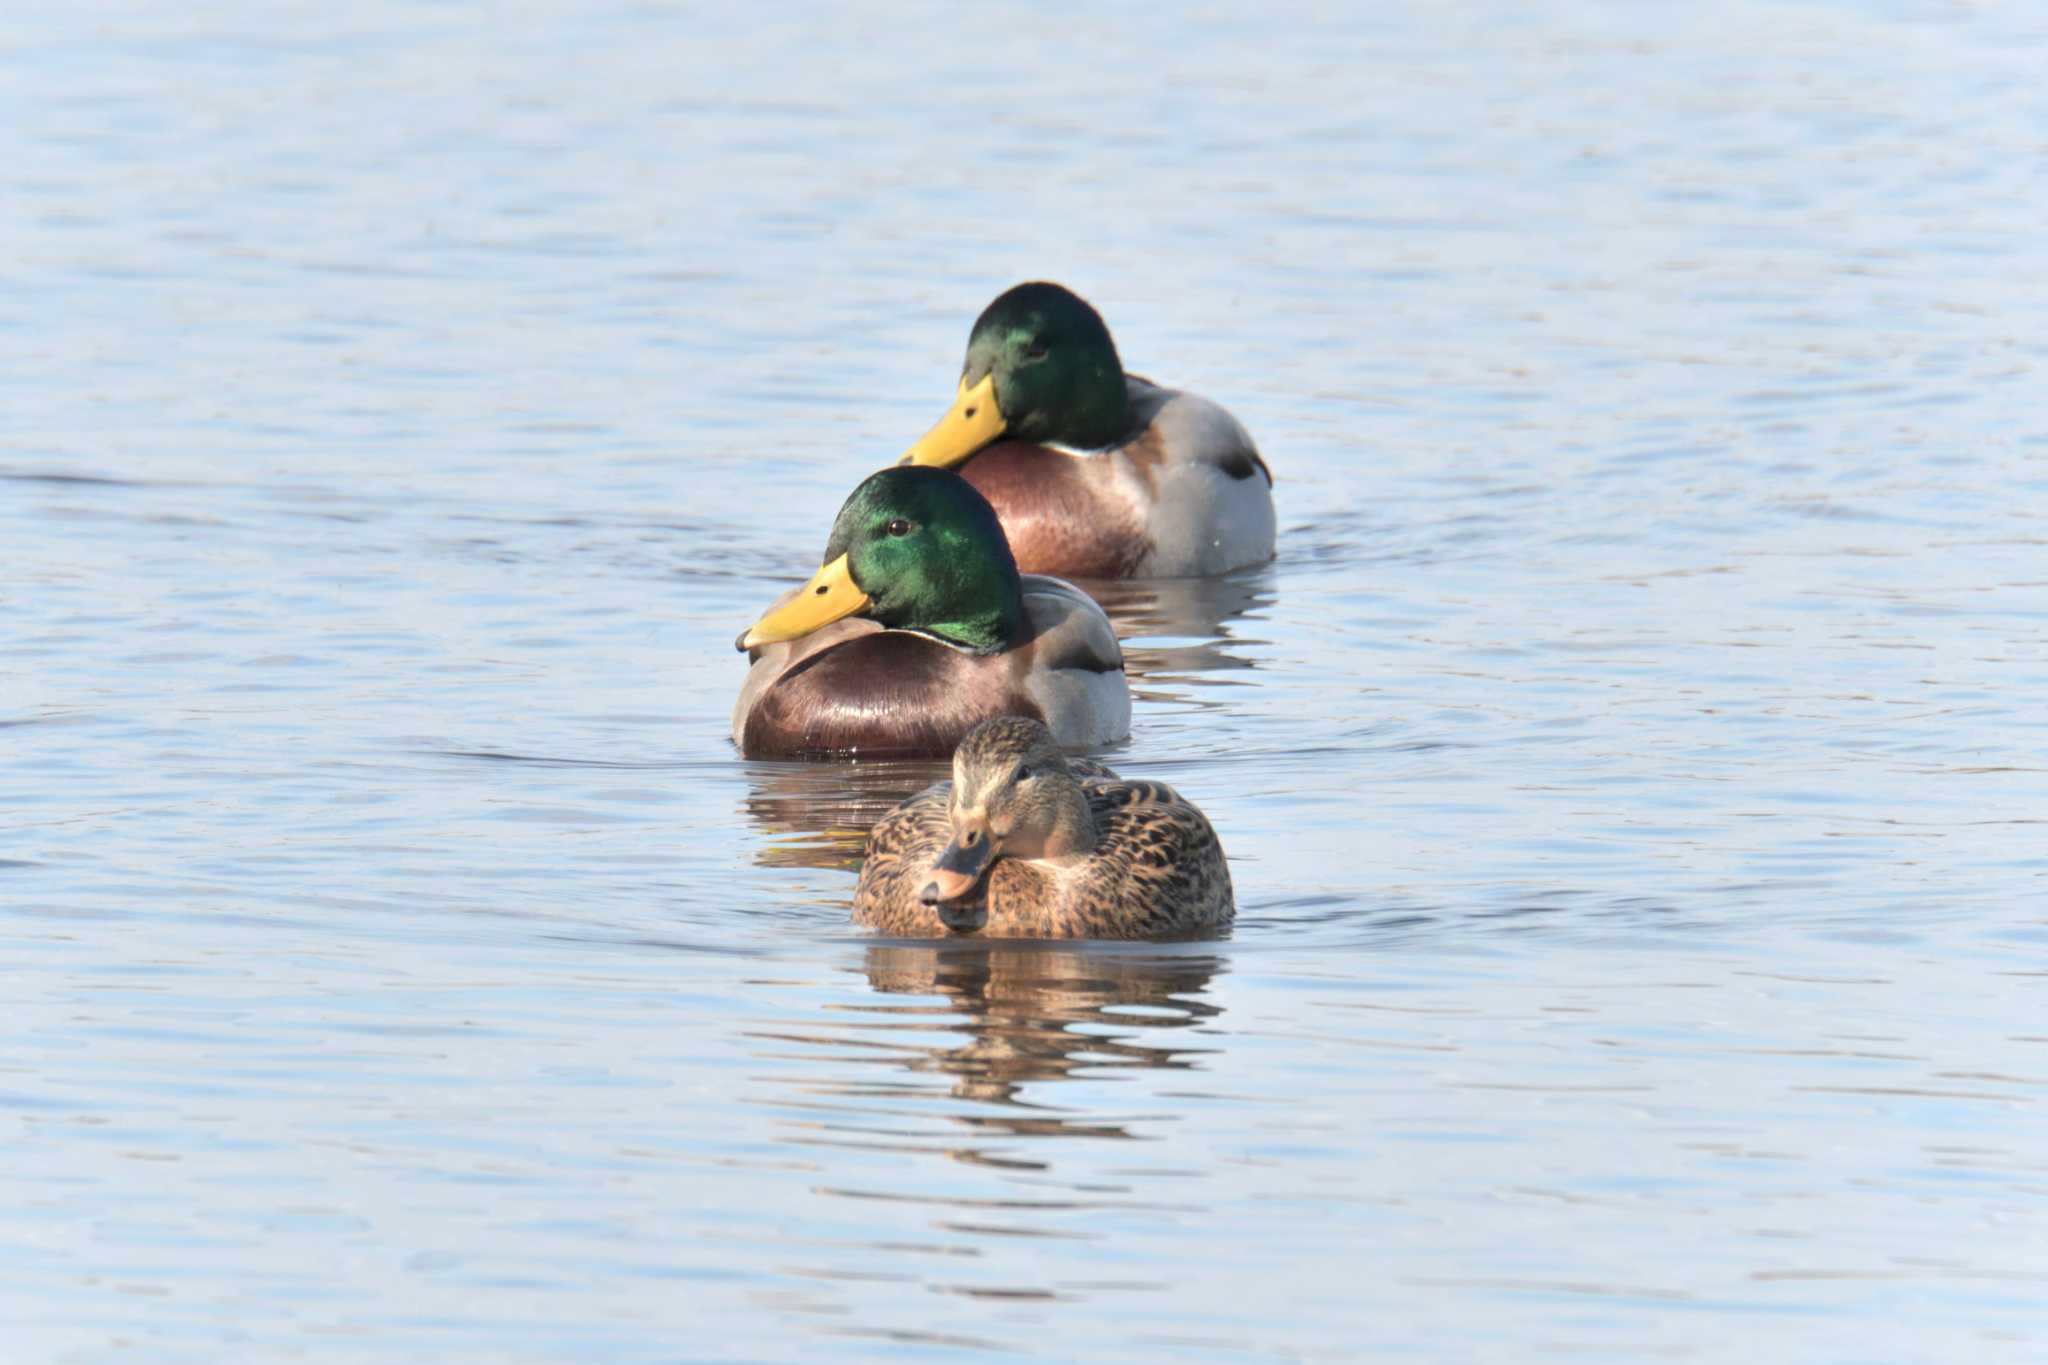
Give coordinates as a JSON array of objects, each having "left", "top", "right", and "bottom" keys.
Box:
[{"left": 921, "top": 866, "right": 982, "bottom": 905}]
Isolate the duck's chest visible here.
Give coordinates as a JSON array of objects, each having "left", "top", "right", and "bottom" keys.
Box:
[
  {"left": 743, "top": 632, "right": 1027, "bottom": 759},
  {"left": 960, "top": 443, "right": 1152, "bottom": 579},
  {"left": 984, "top": 858, "right": 1091, "bottom": 939}
]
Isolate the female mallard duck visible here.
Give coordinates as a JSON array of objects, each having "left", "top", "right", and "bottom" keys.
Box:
[
  {"left": 900, "top": 281, "right": 1275, "bottom": 579},
  {"left": 853, "top": 715, "right": 1234, "bottom": 939},
  {"left": 733, "top": 468, "right": 1130, "bottom": 759}
]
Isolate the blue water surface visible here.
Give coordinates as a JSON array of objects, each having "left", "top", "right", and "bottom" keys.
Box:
[{"left": 4, "top": 1, "right": 2046, "bottom": 1359}]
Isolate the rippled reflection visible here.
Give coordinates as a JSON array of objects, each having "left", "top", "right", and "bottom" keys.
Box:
[
  {"left": 739, "top": 945, "right": 1230, "bottom": 1313},
  {"left": 751, "top": 944, "right": 1224, "bottom": 1165},
  {"left": 856, "top": 942, "right": 1225, "bottom": 1112},
  {"left": 1081, "top": 568, "right": 1275, "bottom": 682},
  {"left": 738, "top": 757, "right": 945, "bottom": 872}
]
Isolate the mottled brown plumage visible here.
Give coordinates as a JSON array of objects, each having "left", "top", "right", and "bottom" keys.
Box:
[{"left": 854, "top": 716, "right": 1234, "bottom": 940}]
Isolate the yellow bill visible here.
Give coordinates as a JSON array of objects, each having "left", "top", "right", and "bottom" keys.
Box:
[
  {"left": 899, "top": 373, "right": 1005, "bottom": 468},
  {"left": 737, "top": 553, "right": 870, "bottom": 650}
]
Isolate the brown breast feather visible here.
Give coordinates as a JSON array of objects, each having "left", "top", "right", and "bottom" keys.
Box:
[
  {"left": 743, "top": 632, "right": 1044, "bottom": 759},
  {"left": 961, "top": 442, "right": 1150, "bottom": 579}
]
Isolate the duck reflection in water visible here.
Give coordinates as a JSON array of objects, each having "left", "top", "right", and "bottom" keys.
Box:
[
  {"left": 1078, "top": 567, "right": 1274, "bottom": 686},
  {"left": 739, "top": 756, "right": 947, "bottom": 872},
  {"left": 857, "top": 942, "right": 1225, "bottom": 1118}
]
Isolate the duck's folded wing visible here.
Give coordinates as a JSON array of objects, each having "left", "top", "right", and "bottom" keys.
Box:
[
  {"left": 1126, "top": 374, "right": 1270, "bottom": 486},
  {"left": 1019, "top": 575, "right": 1124, "bottom": 674},
  {"left": 1014, "top": 575, "right": 1131, "bottom": 748},
  {"left": 1082, "top": 780, "right": 1235, "bottom": 934},
  {"left": 853, "top": 780, "right": 955, "bottom": 928}
]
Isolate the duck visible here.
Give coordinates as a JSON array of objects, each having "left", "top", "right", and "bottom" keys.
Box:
[
  {"left": 899, "top": 281, "right": 1275, "bottom": 579},
  {"left": 733, "top": 467, "right": 1130, "bottom": 759},
  {"left": 853, "top": 715, "right": 1235, "bottom": 939}
]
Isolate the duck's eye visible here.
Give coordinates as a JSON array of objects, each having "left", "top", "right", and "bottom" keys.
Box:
[
  {"left": 884, "top": 517, "right": 914, "bottom": 537},
  {"left": 1022, "top": 341, "right": 1049, "bottom": 362},
  {"left": 1016, "top": 764, "right": 1034, "bottom": 783}
]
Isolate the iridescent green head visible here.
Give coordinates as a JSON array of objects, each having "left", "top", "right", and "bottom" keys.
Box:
[
  {"left": 901, "top": 282, "right": 1131, "bottom": 467},
  {"left": 738, "top": 467, "right": 1025, "bottom": 656}
]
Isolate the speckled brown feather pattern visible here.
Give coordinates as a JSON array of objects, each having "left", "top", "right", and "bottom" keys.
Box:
[{"left": 853, "top": 761, "right": 1235, "bottom": 941}]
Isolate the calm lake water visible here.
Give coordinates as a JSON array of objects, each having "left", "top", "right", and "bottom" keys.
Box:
[{"left": 5, "top": 1, "right": 2047, "bottom": 1360}]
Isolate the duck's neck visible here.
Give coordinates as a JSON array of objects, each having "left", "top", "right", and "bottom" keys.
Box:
[
  {"left": 1038, "top": 369, "right": 1130, "bottom": 451},
  {"left": 864, "top": 537, "right": 1026, "bottom": 655},
  {"left": 1039, "top": 785, "right": 1098, "bottom": 858},
  {"left": 922, "top": 578, "right": 1025, "bottom": 655}
]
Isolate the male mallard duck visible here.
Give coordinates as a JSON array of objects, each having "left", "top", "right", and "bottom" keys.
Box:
[
  {"left": 853, "top": 715, "right": 1234, "bottom": 939},
  {"left": 733, "top": 468, "right": 1130, "bottom": 759},
  {"left": 900, "top": 281, "right": 1275, "bottom": 579}
]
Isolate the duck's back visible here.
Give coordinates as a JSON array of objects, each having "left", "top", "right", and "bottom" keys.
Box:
[
  {"left": 1012, "top": 576, "right": 1130, "bottom": 749},
  {"left": 1058, "top": 778, "right": 1235, "bottom": 939}
]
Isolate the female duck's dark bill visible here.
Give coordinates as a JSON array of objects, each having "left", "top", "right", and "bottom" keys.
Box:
[
  {"left": 919, "top": 824, "right": 993, "bottom": 905},
  {"left": 736, "top": 553, "right": 870, "bottom": 652}
]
